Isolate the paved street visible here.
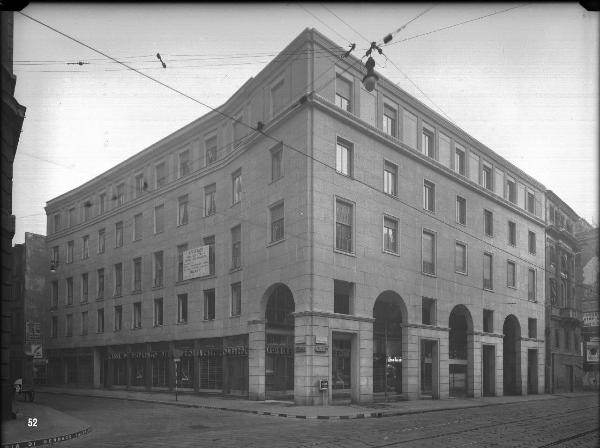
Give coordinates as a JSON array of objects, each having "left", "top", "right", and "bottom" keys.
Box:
[{"left": 35, "top": 393, "right": 598, "bottom": 448}]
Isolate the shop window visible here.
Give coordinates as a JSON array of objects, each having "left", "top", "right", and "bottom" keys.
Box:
[
  {"left": 422, "top": 297, "right": 436, "bottom": 325},
  {"left": 334, "top": 279, "right": 353, "bottom": 315}
]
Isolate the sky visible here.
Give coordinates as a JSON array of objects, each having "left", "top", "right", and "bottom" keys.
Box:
[{"left": 11, "top": 2, "right": 599, "bottom": 245}]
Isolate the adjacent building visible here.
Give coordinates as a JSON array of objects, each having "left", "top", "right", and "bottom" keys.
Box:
[
  {"left": 10, "top": 233, "right": 48, "bottom": 386},
  {"left": 43, "top": 28, "right": 546, "bottom": 405},
  {"left": 544, "top": 191, "right": 583, "bottom": 392}
]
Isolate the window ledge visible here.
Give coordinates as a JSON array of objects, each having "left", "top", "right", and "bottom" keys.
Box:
[
  {"left": 230, "top": 314, "right": 241, "bottom": 319},
  {"left": 132, "top": 289, "right": 142, "bottom": 295},
  {"left": 113, "top": 294, "right": 123, "bottom": 299},
  {"left": 269, "top": 176, "right": 283, "bottom": 185},
  {"left": 177, "top": 321, "right": 188, "bottom": 325},
  {"left": 152, "top": 285, "right": 164, "bottom": 290},
  {"left": 455, "top": 270, "right": 468, "bottom": 276},
  {"left": 230, "top": 201, "right": 241, "bottom": 209},
  {"left": 421, "top": 272, "right": 437, "bottom": 278},
  {"left": 333, "top": 248, "right": 356, "bottom": 257},
  {"left": 483, "top": 287, "right": 495, "bottom": 292},
  {"left": 266, "top": 238, "right": 286, "bottom": 248},
  {"left": 96, "top": 297, "right": 104, "bottom": 301},
  {"left": 507, "top": 285, "right": 517, "bottom": 290},
  {"left": 230, "top": 267, "right": 242, "bottom": 273},
  {"left": 382, "top": 249, "right": 400, "bottom": 257}
]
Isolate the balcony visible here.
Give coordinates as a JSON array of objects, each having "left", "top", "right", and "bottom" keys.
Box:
[{"left": 560, "top": 307, "right": 581, "bottom": 322}]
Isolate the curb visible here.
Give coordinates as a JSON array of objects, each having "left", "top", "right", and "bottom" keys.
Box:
[{"left": 1, "top": 426, "right": 92, "bottom": 448}]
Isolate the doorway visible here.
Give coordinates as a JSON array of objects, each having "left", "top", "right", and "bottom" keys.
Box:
[
  {"left": 482, "top": 345, "right": 495, "bottom": 396},
  {"left": 503, "top": 315, "right": 521, "bottom": 395},
  {"left": 527, "top": 349, "right": 538, "bottom": 394},
  {"left": 421, "top": 339, "right": 438, "bottom": 398},
  {"left": 332, "top": 333, "right": 352, "bottom": 401}
]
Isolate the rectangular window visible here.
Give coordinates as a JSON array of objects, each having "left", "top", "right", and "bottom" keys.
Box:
[
  {"left": 271, "top": 144, "right": 283, "bottom": 181},
  {"left": 422, "top": 230, "right": 436, "bottom": 275},
  {"left": 133, "top": 214, "right": 142, "bottom": 241},
  {"left": 51, "top": 316, "right": 58, "bottom": 338},
  {"left": 83, "top": 200, "right": 91, "bottom": 221},
  {"left": 177, "top": 294, "right": 188, "bottom": 324},
  {"left": 528, "top": 231, "right": 536, "bottom": 254},
  {"left": 135, "top": 173, "right": 146, "bottom": 197},
  {"left": 97, "top": 268, "right": 104, "bottom": 299},
  {"left": 97, "top": 309, "right": 104, "bottom": 333},
  {"left": 53, "top": 213, "right": 61, "bottom": 233},
  {"left": 98, "top": 193, "right": 106, "bottom": 215},
  {"left": 565, "top": 329, "right": 571, "bottom": 350},
  {"left": 506, "top": 178, "right": 517, "bottom": 203},
  {"left": 204, "top": 289, "right": 216, "bottom": 320},
  {"left": 178, "top": 195, "right": 189, "bottom": 226},
  {"left": 481, "top": 164, "right": 492, "bottom": 190},
  {"left": 455, "top": 147, "right": 466, "bottom": 175},
  {"left": 98, "top": 228, "right": 105, "bottom": 253},
  {"left": 177, "top": 244, "right": 188, "bottom": 282},
  {"left": 114, "top": 263, "right": 122, "bottom": 296},
  {"left": 51, "top": 245, "right": 59, "bottom": 266},
  {"left": 66, "top": 277, "right": 73, "bottom": 305},
  {"left": 155, "top": 162, "right": 166, "bottom": 188},
  {"left": 468, "top": 152, "right": 479, "bottom": 183},
  {"left": 81, "top": 311, "right": 88, "bottom": 336},
  {"left": 456, "top": 196, "right": 466, "bottom": 225},
  {"left": 383, "top": 104, "right": 397, "bottom": 137},
  {"left": 334, "top": 279, "right": 353, "bottom": 314},
  {"left": 115, "top": 221, "right": 123, "bottom": 248},
  {"left": 270, "top": 203, "right": 284, "bottom": 243},
  {"left": 179, "top": 149, "right": 190, "bottom": 177},
  {"left": 154, "top": 298, "right": 163, "bottom": 327},
  {"left": 231, "top": 225, "right": 241, "bottom": 269},
  {"left": 423, "top": 180, "right": 435, "bottom": 212},
  {"left": 383, "top": 216, "right": 398, "bottom": 254},
  {"left": 81, "top": 273, "right": 88, "bottom": 302},
  {"left": 335, "top": 74, "right": 352, "bottom": 112},
  {"left": 383, "top": 161, "right": 397, "bottom": 196},
  {"left": 271, "top": 78, "right": 286, "bottom": 116},
  {"left": 402, "top": 110, "right": 418, "bottom": 148},
  {"left": 67, "top": 240, "right": 74, "bottom": 263},
  {"left": 116, "top": 183, "right": 125, "bottom": 206},
  {"left": 68, "top": 207, "right": 76, "bottom": 227},
  {"left": 483, "top": 253, "right": 493, "bottom": 290},
  {"left": 336, "top": 137, "right": 353, "bottom": 176},
  {"left": 484, "top": 210, "right": 494, "bottom": 237},
  {"left": 204, "top": 236, "right": 215, "bottom": 275},
  {"left": 51, "top": 281, "right": 58, "bottom": 309},
  {"left": 483, "top": 309, "right": 493, "bottom": 333},
  {"left": 526, "top": 191, "right": 535, "bottom": 214},
  {"left": 455, "top": 242, "right": 467, "bottom": 274},
  {"left": 204, "top": 184, "right": 216, "bottom": 217},
  {"left": 507, "top": 261, "right": 516, "bottom": 287},
  {"left": 154, "top": 204, "right": 164, "bottom": 233},
  {"left": 528, "top": 318, "right": 537, "bottom": 339},
  {"left": 422, "top": 127, "right": 435, "bottom": 158},
  {"left": 153, "top": 251, "right": 163, "bottom": 288},
  {"left": 205, "top": 135, "right": 217, "bottom": 165},
  {"left": 335, "top": 199, "right": 353, "bottom": 253},
  {"left": 66, "top": 314, "right": 73, "bottom": 337},
  {"left": 422, "top": 297, "right": 436, "bottom": 325},
  {"left": 114, "top": 306, "right": 122, "bottom": 331},
  {"left": 528, "top": 269, "right": 536, "bottom": 301},
  {"left": 82, "top": 235, "right": 89, "bottom": 259},
  {"left": 133, "top": 257, "right": 142, "bottom": 292},
  {"left": 555, "top": 329, "right": 560, "bottom": 348},
  {"left": 508, "top": 221, "right": 516, "bottom": 246},
  {"left": 133, "top": 302, "right": 142, "bottom": 329},
  {"left": 232, "top": 170, "right": 242, "bottom": 204},
  {"left": 231, "top": 282, "right": 242, "bottom": 317}
]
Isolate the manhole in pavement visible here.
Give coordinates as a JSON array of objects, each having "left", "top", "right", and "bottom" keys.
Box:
[{"left": 188, "top": 424, "right": 210, "bottom": 430}]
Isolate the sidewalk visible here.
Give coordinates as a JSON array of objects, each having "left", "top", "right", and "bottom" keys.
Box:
[
  {"left": 1, "top": 398, "right": 90, "bottom": 448},
  {"left": 35, "top": 386, "right": 596, "bottom": 420}
]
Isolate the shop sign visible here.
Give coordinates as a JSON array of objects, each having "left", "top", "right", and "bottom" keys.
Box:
[
  {"left": 319, "top": 378, "right": 328, "bottom": 390},
  {"left": 315, "top": 336, "right": 328, "bottom": 345},
  {"left": 222, "top": 345, "right": 248, "bottom": 356},
  {"left": 182, "top": 246, "right": 210, "bottom": 280},
  {"left": 295, "top": 343, "right": 306, "bottom": 353},
  {"left": 25, "top": 321, "right": 41, "bottom": 343},
  {"left": 314, "top": 345, "right": 328, "bottom": 353},
  {"left": 387, "top": 356, "right": 402, "bottom": 363},
  {"left": 107, "top": 351, "right": 168, "bottom": 360},
  {"left": 266, "top": 344, "right": 293, "bottom": 355},
  {"left": 586, "top": 340, "right": 599, "bottom": 363},
  {"left": 583, "top": 311, "right": 599, "bottom": 327},
  {"left": 31, "top": 344, "right": 43, "bottom": 359}
]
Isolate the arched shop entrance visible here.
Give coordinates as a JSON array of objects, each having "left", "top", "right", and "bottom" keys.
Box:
[
  {"left": 373, "top": 291, "right": 406, "bottom": 400},
  {"left": 448, "top": 305, "right": 473, "bottom": 397},
  {"left": 503, "top": 315, "right": 522, "bottom": 395},
  {"left": 265, "top": 284, "right": 295, "bottom": 400}
]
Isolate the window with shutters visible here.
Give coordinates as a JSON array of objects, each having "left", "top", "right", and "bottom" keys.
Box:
[{"left": 335, "top": 199, "right": 353, "bottom": 253}]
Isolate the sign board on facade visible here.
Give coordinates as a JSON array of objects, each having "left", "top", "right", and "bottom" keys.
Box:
[
  {"left": 182, "top": 246, "right": 210, "bottom": 280},
  {"left": 30, "top": 344, "right": 42, "bottom": 359},
  {"left": 586, "top": 340, "right": 599, "bottom": 363},
  {"left": 315, "top": 336, "right": 328, "bottom": 345},
  {"left": 319, "top": 378, "right": 328, "bottom": 390},
  {"left": 314, "top": 345, "right": 328, "bottom": 353},
  {"left": 583, "top": 311, "right": 599, "bottom": 327},
  {"left": 25, "top": 321, "right": 41, "bottom": 343}
]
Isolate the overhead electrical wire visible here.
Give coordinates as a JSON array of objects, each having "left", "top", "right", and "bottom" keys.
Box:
[{"left": 18, "top": 10, "right": 563, "bottom": 287}]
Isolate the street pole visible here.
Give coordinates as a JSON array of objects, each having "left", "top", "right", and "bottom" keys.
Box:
[{"left": 384, "top": 318, "right": 388, "bottom": 403}]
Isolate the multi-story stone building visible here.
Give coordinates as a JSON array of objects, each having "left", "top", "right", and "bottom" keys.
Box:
[
  {"left": 544, "top": 191, "right": 583, "bottom": 392},
  {"left": 43, "top": 28, "right": 546, "bottom": 405},
  {"left": 10, "top": 233, "right": 48, "bottom": 386},
  {"left": 575, "top": 220, "right": 599, "bottom": 390}
]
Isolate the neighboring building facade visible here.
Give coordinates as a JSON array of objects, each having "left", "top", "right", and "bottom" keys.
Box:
[
  {"left": 10, "top": 233, "right": 48, "bottom": 386},
  {"left": 1, "top": 10, "right": 27, "bottom": 421},
  {"left": 575, "top": 221, "right": 599, "bottom": 390},
  {"left": 544, "top": 191, "right": 583, "bottom": 392},
  {"left": 44, "top": 28, "right": 546, "bottom": 405}
]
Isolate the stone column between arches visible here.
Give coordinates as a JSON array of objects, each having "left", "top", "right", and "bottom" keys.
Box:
[{"left": 248, "top": 319, "right": 266, "bottom": 401}]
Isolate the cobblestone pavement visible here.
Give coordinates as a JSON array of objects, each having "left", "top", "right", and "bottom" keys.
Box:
[{"left": 35, "top": 393, "right": 598, "bottom": 448}]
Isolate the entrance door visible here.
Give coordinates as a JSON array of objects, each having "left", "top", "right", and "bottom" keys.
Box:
[
  {"left": 421, "top": 340, "right": 435, "bottom": 396},
  {"left": 527, "top": 349, "right": 538, "bottom": 394},
  {"left": 567, "top": 365, "right": 574, "bottom": 392},
  {"left": 332, "top": 333, "right": 352, "bottom": 401},
  {"left": 482, "top": 345, "right": 495, "bottom": 396}
]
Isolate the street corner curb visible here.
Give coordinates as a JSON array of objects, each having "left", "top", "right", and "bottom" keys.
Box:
[{"left": 1, "top": 425, "right": 92, "bottom": 448}]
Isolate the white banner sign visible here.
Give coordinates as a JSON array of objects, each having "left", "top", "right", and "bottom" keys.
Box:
[
  {"left": 583, "top": 311, "right": 599, "bottom": 327},
  {"left": 182, "top": 246, "right": 210, "bottom": 280},
  {"left": 586, "top": 341, "right": 599, "bottom": 363}
]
